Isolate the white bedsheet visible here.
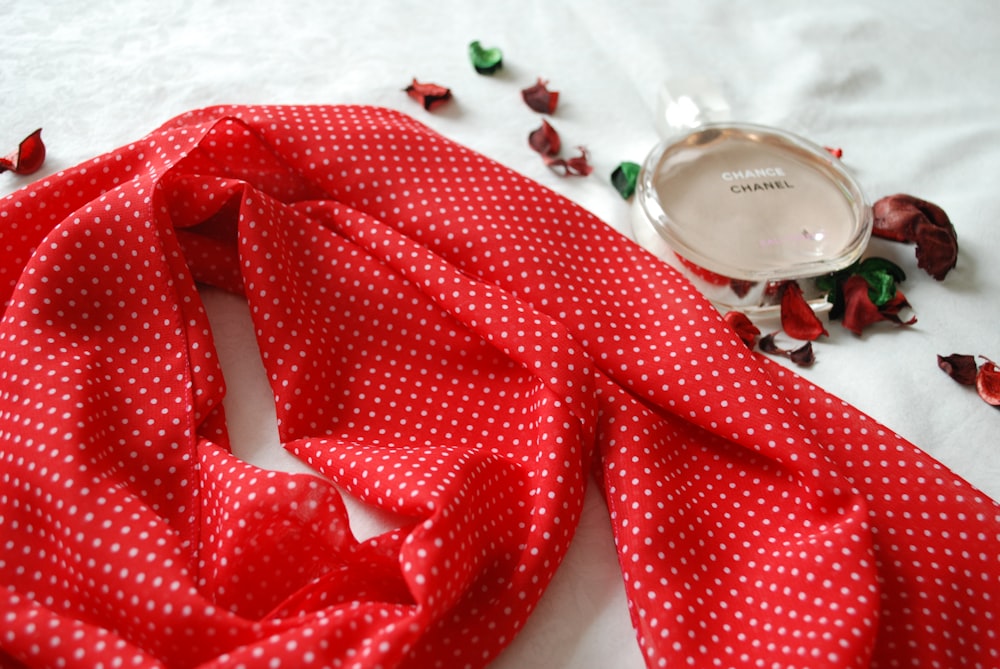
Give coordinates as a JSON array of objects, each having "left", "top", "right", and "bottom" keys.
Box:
[{"left": 3, "top": 2, "right": 998, "bottom": 667}]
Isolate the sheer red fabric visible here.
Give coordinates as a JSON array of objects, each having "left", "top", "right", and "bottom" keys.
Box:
[{"left": 1, "top": 105, "right": 998, "bottom": 668}]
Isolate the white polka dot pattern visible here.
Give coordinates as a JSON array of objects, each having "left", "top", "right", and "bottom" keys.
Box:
[{"left": 1, "top": 104, "right": 998, "bottom": 668}]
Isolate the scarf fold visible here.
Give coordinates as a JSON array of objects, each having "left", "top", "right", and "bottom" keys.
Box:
[{"left": 2, "top": 104, "right": 998, "bottom": 669}]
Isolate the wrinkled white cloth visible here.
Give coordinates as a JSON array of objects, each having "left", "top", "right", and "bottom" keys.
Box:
[{"left": 2, "top": 2, "right": 998, "bottom": 666}]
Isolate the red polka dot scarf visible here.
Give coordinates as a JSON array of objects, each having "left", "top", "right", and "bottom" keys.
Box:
[{"left": 2, "top": 105, "right": 999, "bottom": 668}]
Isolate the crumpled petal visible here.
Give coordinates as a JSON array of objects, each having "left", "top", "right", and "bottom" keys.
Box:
[
  {"left": 404, "top": 79, "right": 453, "bottom": 111},
  {"left": 977, "top": 359, "right": 1000, "bottom": 407},
  {"left": 0, "top": 128, "right": 46, "bottom": 175},
  {"left": 780, "top": 281, "right": 828, "bottom": 341},
  {"left": 723, "top": 310, "right": 760, "bottom": 348},
  {"left": 839, "top": 275, "right": 916, "bottom": 335},
  {"left": 872, "top": 194, "right": 958, "bottom": 280},
  {"left": 528, "top": 120, "right": 561, "bottom": 157},
  {"left": 937, "top": 353, "right": 979, "bottom": 386},
  {"left": 544, "top": 147, "right": 593, "bottom": 177},
  {"left": 759, "top": 333, "right": 815, "bottom": 367},
  {"left": 522, "top": 78, "right": 559, "bottom": 114}
]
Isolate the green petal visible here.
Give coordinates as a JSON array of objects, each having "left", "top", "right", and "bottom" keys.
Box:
[
  {"left": 611, "top": 162, "right": 641, "bottom": 199},
  {"left": 469, "top": 41, "right": 503, "bottom": 75}
]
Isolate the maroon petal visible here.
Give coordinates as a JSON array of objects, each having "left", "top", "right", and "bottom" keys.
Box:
[
  {"left": 788, "top": 342, "right": 816, "bottom": 367},
  {"left": 872, "top": 194, "right": 926, "bottom": 242},
  {"left": 723, "top": 310, "right": 760, "bottom": 348},
  {"left": 544, "top": 147, "right": 593, "bottom": 177},
  {"left": 976, "top": 358, "right": 1000, "bottom": 407},
  {"left": 522, "top": 78, "right": 560, "bottom": 114},
  {"left": 779, "top": 281, "right": 828, "bottom": 340},
  {"left": 913, "top": 220, "right": 958, "bottom": 280},
  {"left": 937, "top": 353, "right": 979, "bottom": 386},
  {"left": 404, "top": 79, "right": 453, "bottom": 111},
  {"left": 529, "top": 120, "right": 561, "bottom": 157},
  {"left": 758, "top": 332, "right": 814, "bottom": 367},
  {"left": 0, "top": 128, "right": 46, "bottom": 175},
  {"left": 872, "top": 193, "right": 958, "bottom": 280},
  {"left": 840, "top": 275, "right": 889, "bottom": 335}
]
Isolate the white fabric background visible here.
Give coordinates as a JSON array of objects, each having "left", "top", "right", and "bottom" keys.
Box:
[{"left": 2, "top": 2, "right": 998, "bottom": 667}]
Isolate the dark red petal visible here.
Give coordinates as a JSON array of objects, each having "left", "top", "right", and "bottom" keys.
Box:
[
  {"left": 544, "top": 147, "right": 592, "bottom": 177},
  {"left": 840, "top": 275, "right": 888, "bottom": 335},
  {"left": 723, "top": 310, "right": 760, "bottom": 348},
  {"left": 879, "top": 290, "right": 916, "bottom": 325},
  {"left": 976, "top": 358, "right": 1000, "bottom": 406},
  {"left": 522, "top": 78, "right": 560, "bottom": 114},
  {"left": 729, "top": 279, "right": 756, "bottom": 299},
  {"left": 758, "top": 332, "right": 781, "bottom": 355},
  {"left": 872, "top": 193, "right": 958, "bottom": 280},
  {"left": 0, "top": 128, "right": 46, "bottom": 175},
  {"left": 757, "top": 332, "right": 814, "bottom": 367},
  {"left": 528, "top": 120, "right": 561, "bottom": 157},
  {"left": 937, "top": 353, "right": 979, "bottom": 386},
  {"left": 788, "top": 342, "right": 816, "bottom": 367},
  {"left": 871, "top": 194, "right": 925, "bottom": 243},
  {"left": 912, "top": 220, "right": 958, "bottom": 280},
  {"left": 779, "top": 281, "right": 828, "bottom": 340},
  {"left": 404, "top": 79, "right": 453, "bottom": 111}
]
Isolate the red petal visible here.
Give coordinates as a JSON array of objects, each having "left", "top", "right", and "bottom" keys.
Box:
[
  {"left": 404, "top": 79, "right": 453, "bottom": 111},
  {"left": 839, "top": 275, "right": 887, "bottom": 335},
  {"left": 529, "top": 120, "right": 561, "bottom": 157},
  {"left": 544, "top": 147, "right": 593, "bottom": 177},
  {"left": 937, "top": 353, "right": 979, "bottom": 386},
  {"left": 522, "top": 78, "right": 560, "bottom": 114},
  {"left": 758, "top": 332, "right": 814, "bottom": 367},
  {"left": 0, "top": 128, "right": 46, "bottom": 175},
  {"left": 872, "top": 194, "right": 925, "bottom": 242},
  {"left": 779, "top": 281, "right": 828, "bottom": 340},
  {"left": 872, "top": 194, "right": 958, "bottom": 280},
  {"left": 825, "top": 146, "right": 843, "bottom": 159},
  {"left": 729, "top": 279, "right": 756, "bottom": 299},
  {"left": 723, "top": 310, "right": 760, "bottom": 348},
  {"left": 788, "top": 342, "right": 816, "bottom": 367},
  {"left": 913, "top": 220, "right": 958, "bottom": 280},
  {"left": 976, "top": 358, "right": 1000, "bottom": 406}
]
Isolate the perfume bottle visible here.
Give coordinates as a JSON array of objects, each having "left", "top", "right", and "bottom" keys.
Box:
[{"left": 632, "top": 80, "right": 872, "bottom": 312}]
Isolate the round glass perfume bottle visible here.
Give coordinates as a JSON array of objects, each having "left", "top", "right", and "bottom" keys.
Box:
[{"left": 633, "top": 117, "right": 871, "bottom": 313}]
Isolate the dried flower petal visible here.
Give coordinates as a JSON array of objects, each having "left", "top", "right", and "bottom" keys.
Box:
[
  {"left": 913, "top": 221, "right": 959, "bottom": 281},
  {"left": 779, "top": 281, "right": 828, "bottom": 341},
  {"left": 522, "top": 78, "right": 559, "bottom": 114},
  {"left": 0, "top": 128, "right": 46, "bottom": 175},
  {"left": 872, "top": 194, "right": 958, "bottom": 280},
  {"left": 723, "top": 310, "right": 760, "bottom": 348},
  {"left": 611, "top": 161, "right": 640, "bottom": 199},
  {"left": 759, "top": 332, "right": 814, "bottom": 367},
  {"left": 839, "top": 275, "right": 915, "bottom": 335},
  {"left": 976, "top": 358, "right": 1000, "bottom": 407},
  {"left": 404, "top": 79, "right": 453, "bottom": 111},
  {"left": 825, "top": 146, "right": 843, "bottom": 159},
  {"left": 730, "top": 279, "right": 756, "bottom": 299},
  {"left": 788, "top": 342, "right": 816, "bottom": 366},
  {"left": 528, "top": 120, "right": 561, "bottom": 157},
  {"left": 468, "top": 41, "right": 503, "bottom": 75},
  {"left": 937, "top": 353, "right": 979, "bottom": 386},
  {"left": 544, "top": 147, "right": 593, "bottom": 177}
]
